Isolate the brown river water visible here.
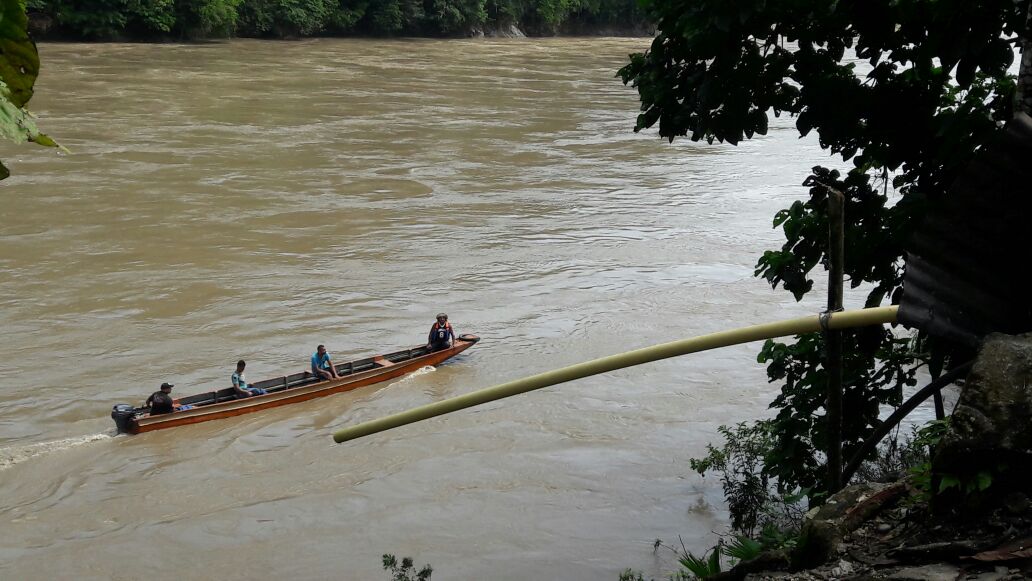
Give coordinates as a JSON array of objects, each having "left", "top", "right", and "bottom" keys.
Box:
[{"left": 0, "top": 38, "right": 926, "bottom": 580}]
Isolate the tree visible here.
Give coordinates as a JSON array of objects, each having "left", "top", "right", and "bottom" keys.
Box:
[
  {"left": 619, "top": 0, "right": 1028, "bottom": 494},
  {"left": 238, "top": 0, "right": 333, "bottom": 37},
  {"left": 174, "top": 0, "right": 241, "bottom": 38},
  {"left": 1, "top": 0, "right": 59, "bottom": 180}
]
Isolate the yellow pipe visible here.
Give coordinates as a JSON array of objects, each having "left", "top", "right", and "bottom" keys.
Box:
[{"left": 333, "top": 305, "right": 899, "bottom": 443}]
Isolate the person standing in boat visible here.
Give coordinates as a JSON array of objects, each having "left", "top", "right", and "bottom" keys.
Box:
[
  {"left": 231, "top": 360, "right": 267, "bottom": 398},
  {"left": 311, "top": 345, "right": 341, "bottom": 381},
  {"left": 427, "top": 313, "right": 455, "bottom": 352}
]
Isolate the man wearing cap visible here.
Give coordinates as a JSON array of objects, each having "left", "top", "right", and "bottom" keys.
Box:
[{"left": 146, "top": 383, "right": 176, "bottom": 415}]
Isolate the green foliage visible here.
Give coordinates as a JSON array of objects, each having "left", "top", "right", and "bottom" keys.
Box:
[
  {"left": 1, "top": 0, "right": 40, "bottom": 107},
  {"left": 620, "top": 0, "right": 1024, "bottom": 497},
  {"left": 756, "top": 523, "right": 797, "bottom": 553},
  {"left": 722, "top": 535, "right": 762, "bottom": 562},
  {"left": 174, "top": 0, "right": 241, "bottom": 37},
  {"left": 382, "top": 554, "right": 432, "bottom": 581},
  {"left": 533, "top": 0, "right": 577, "bottom": 28},
  {"left": 425, "top": 0, "right": 486, "bottom": 34},
  {"left": 238, "top": 0, "right": 332, "bottom": 36},
  {"left": 756, "top": 321, "right": 922, "bottom": 494},
  {"left": 676, "top": 545, "right": 722, "bottom": 580},
  {"left": 26, "top": 0, "right": 233, "bottom": 37},
  {"left": 127, "top": 0, "right": 176, "bottom": 33},
  {"left": 854, "top": 422, "right": 934, "bottom": 484},
  {"left": 0, "top": 0, "right": 59, "bottom": 180},
  {"left": 366, "top": 0, "right": 407, "bottom": 33},
  {"left": 27, "top": 0, "right": 645, "bottom": 37},
  {"left": 46, "top": 0, "right": 131, "bottom": 38},
  {"left": 905, "top": 418, "right": 995, "bottom": 500},
  {"left": 325, "top": 0, "right": 366, "bottom": 32},
  {"left": 26, "top": 0, "right": 175, "bottom": 37},
  {"left": 617, "top": 570, "right": 652, "bottom": 581},
  {"left": 690, "top": 421, "right": 806, "bottom": 536}
]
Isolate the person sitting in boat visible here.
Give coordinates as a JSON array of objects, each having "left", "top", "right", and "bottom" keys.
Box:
[
  {"left": 427, "top": 313, "right": 455, "bottom": 352},
  {"left": 231, "top": 360, "right": 267, "bottom": 398},
  {"left": 144, "top": 382, "right": 194, "bottom": 415},
  {"left": 311, "top": 344, "right": 340, "bottom": 381},
  {"left": 145, "top": 382, "right": 176, "bottom": 415}
]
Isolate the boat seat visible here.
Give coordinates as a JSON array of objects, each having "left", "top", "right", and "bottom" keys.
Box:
[{"left": 373, "top": 356, "right": 395, "bottom": 368}]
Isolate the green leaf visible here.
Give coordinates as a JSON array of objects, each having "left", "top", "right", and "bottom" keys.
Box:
[
  {"left": 0, "top": 0, "right": 39, "bottom": 108},
  {"left": 31, "top": 132, "right": 56, "bottom": 147},
  {"left": 707, "top": 544, "right": 722, "bottom": 573},
  {"left": 938, "top": 474, "right": 961, "bottom": 493},
  {"left": 974, "top": 471, "right": 992, "bottom": 492},
  {"left": 0, "top": 79, "right": 56, "bottom": 148},
  {"left": 724, "top": 535, "right": 763, "bottom": 561}
]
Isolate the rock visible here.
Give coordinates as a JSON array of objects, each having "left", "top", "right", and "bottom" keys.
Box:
[
  {"left": 968, "top": 565, "right": 1011, "bottom": 580},
  {"left": 887, "top": 540, "right": 982, "bottom": 563},
  {"left": 708, "top": 550, "right": 791, "bottom": 581},
  {"left": 934, "top": 333, "right": 1032, "bottom": 498},
  {"left": 483, "top": 23, "right": 526, "bottom": 38},
  {"left": 886, "top": 563, "right": 961, "bottom": 580},
  {"left": 1003, "top": 492, "right": 1029, "bottom": 515},
  {"left": 829, "top": 559, "right": 854, "bottom": 576},
  {"left": 791, "top": 482, "right": 903, "bottom": 569},
  {"left": 878, "top": 523, "right": 894, "bottom": 533}
]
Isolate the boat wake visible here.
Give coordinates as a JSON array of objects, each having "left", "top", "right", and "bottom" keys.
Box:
[
  {"left": 0, "top": 433, "right": 114, "bottom": 471},
  {"left": 393, "top": 365, "right": 436, "bottom": 384}
]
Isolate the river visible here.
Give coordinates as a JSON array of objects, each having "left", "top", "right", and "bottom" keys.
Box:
[{"left": 0, "top": 38, "right": 900, "bottom": 580}]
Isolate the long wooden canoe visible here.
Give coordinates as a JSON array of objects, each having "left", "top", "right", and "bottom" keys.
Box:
[{"left": 111, "top": 334, "right": 480, "bottom": 434}]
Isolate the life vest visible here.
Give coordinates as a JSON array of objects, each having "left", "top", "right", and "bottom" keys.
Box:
[{"left": 431, "top": 322, "right": 453, "bottom": 342}]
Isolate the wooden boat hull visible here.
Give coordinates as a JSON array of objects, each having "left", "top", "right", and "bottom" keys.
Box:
[{"left": 119, "top": 336, "right": 478, "bottom": 434}]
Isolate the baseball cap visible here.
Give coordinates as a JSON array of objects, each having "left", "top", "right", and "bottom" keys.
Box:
[{"left": 160, "top": 382, "right": 174, "bottom": 389}]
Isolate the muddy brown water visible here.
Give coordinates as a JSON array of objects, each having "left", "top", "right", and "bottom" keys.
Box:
[{"left": 0, "top": 38, "right": 929, "bottom": 579}]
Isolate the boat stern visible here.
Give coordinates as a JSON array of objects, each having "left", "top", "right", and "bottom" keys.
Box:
[{"left": 111, "top": 404, "right": 139, "bottom": 434}]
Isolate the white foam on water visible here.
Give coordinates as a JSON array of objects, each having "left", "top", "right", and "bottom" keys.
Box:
[
  {"left": 0, "top": 433, "right": 114, "bottom": 471},
  {"left": 387, "top": 365, "right": 436, "bottom": 385}
]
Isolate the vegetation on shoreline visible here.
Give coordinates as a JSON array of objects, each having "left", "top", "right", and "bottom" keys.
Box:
[
  {"left": 621, "top": 0, "right": 1026, "bottom": 497},
  {"left": 617, "top": 0, "right": 1029, "bottom": 576},
  {"left": 26, "top": 0, "right": 648, "bottom": 40}
]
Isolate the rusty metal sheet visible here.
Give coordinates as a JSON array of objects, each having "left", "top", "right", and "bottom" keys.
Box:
[{"left": 898, "top": 113, "right": 1032, "bottom": 345}]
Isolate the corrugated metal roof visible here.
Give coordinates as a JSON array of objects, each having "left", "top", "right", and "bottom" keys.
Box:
[{"left": 898, "top": 113, "right": 1032, "bottom": 345}]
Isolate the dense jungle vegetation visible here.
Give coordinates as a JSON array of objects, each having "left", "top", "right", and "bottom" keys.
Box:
[{"left": 26, "top": 0, "right": 648, "bottom": 39}]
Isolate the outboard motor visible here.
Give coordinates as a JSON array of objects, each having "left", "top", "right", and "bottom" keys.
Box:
[{"left": 111, "top": 404, "right": 137, "bottom": 434}]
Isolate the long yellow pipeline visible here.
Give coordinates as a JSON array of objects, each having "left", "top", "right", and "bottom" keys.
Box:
[{"left": 333, "top": 305, "right": 899, "bottom": 443}]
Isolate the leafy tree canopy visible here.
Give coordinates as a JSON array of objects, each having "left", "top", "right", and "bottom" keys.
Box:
[
  {"left": 1, "top": 0, "right": 59, "bottom": 180},
  {"left": 27, "top": 0, "right": 647, "bottom": 38},
  {"left": 621, "top": 0, "right": 1028, "bottom": 493}
]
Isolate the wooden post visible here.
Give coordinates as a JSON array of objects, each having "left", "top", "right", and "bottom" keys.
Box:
[{"left": 826, "top": 189, "right": 845, "bottom": 494}]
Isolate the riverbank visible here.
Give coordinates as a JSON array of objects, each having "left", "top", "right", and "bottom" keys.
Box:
[
  {"left": 26, "top": 0, "right": 652, "bottom": 42},
  {"left": 716, "top": 480, "right": 1032, "bottom": 580}
]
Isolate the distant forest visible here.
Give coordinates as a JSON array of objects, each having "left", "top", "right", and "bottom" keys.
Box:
[{"left": 26, "top": 0, "right": 650, "bottom": 40}]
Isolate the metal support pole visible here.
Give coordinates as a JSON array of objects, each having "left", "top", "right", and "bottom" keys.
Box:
[{"left": 826, "top": 189, "right": 845, "bottom": 494}]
